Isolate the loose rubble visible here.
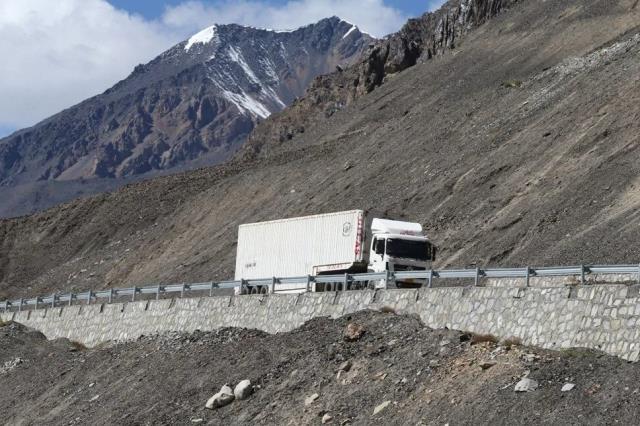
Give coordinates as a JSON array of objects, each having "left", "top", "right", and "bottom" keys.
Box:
[
  {"left": 205, "top": 385, "right": 234, "bottom": 409},
  {"left": 515, "top": 378, "right": 539, "bottom": 392},
  {"left": 373, "top": 401, "right": 391, "bottom": 415},
  {"left": 2, "top": 311, "right": 640, "bottom": 425},
  {"left": 234, "top": 380, "right": 253, "bottom": 400}
]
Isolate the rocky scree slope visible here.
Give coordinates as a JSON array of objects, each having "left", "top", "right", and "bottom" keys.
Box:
[
  {"left": 2, "top": 311, "right": 640, "bottom": 425},
  {"left": 1, "top": 0, "right": 640, "bottom": 299},
  {"left": 0, "top": 17, "right": 371, "bottom": 217}
]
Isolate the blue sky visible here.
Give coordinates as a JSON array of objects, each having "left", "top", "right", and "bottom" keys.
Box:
[
  {"left": 108, "top": 0, "right": 435, "bottom": 21},
  {"left": 0, "top": 0, "right": 446, "bottom": 138}
]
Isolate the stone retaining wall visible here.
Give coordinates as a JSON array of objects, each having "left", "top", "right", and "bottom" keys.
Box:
[{"left": 3, "top": 284, "right": 640, "bottom": 361}]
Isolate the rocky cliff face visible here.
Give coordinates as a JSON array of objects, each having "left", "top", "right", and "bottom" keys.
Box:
[
  {"left": 243, "top": 0, "right": 517, "bottom": 156},
  {"left": 0, "top": 17, "right": 371, "bottom": 187}
]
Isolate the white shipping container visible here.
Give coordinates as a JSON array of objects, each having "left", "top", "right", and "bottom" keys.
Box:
[{"left": 234, "top": 210, "right": 365, "bottom": 281}]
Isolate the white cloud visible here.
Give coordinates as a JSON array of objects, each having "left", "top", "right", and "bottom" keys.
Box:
[
  {"left": 162, "top": 0, "right": 407, "bottom": 38},
  {"left": 0, "top": 0, "right": 408, "bottom": 135},
  {"left": 0, "top": 0, "right": 180, "bottom": 133}
]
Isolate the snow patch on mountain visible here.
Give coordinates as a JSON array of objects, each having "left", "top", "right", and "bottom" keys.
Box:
[
  {"left": 342, "top": 25, "right": 357, "bottom": 39},
  {"left": 221, "top": 89, "right": 271, "bottom": 118},
  {"left": 258, "top": 57, "right": 279, "bottom": 83},
  {"left": 228, "top": 46, "right": 261, "bottom": 85},
  {"left": 185, "top": 25, "right": 218, "bottom": 51}
]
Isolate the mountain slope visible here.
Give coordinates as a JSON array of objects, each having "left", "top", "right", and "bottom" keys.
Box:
[
  {"left": 0, "top": 17, "right": 371, "bottom": 217},
  {"left": 1, "top": 0, "right": 640, "bottom": 299}
]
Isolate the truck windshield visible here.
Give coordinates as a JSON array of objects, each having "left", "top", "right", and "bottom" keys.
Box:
[{"left": 386, "top": 238, "right": 429, "bottom": 261}]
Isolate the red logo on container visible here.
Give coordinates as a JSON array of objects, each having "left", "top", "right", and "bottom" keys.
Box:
[{"left": 354, "top": 212, "right": 364, "bottom": 259}]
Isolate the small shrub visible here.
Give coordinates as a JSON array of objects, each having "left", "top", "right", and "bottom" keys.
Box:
[
  {"left": 502, "top": 79, "right": 523, "bottom": 88},
  {"left": 500, "top": 336, "right": 523, "bottom": 347},
  {"left": 560, "top": 348, "right": 594, "bottom": 358},
  {"left": 379, "top": 306, "right": 397, "bottom": 315},
  {"left": 471, "top": 333, "right": 499, "bottom": 345},
  {"left": 69, "top": 341, "right": 88, "bottom": 352}
]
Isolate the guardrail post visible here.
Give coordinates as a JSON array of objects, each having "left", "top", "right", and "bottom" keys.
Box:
[
  {"left": 18, "top": 298, "right": 23, "bottom": 312},
  {"left": 580, "top": 265, "right": 586, "bottom": 285},
  {"left": 68, "top": 294, "right": 73, "bottom": 307},
  {"left": 474, "top": 267, "right": 480, "bottom": 287},
  {"left": 87, "top": 291, "right": 92, "bottom": 305},
  {"left": 108, "top": 289, "right": 114, "bottom": 304},
  {"left": 34, "top": 297, "right": 39, "bottom": 310},
  {"left": 384, "top": 270, "right": 390, "bottom": 290},
  {"left": 637, "top": 264, "right": 640, "bottom": 285},
  {"left": 343, "top": 273, "right": 349, "bottom": 291},
  {"left": 131, "top": 288, "right": 136, "bottom": 302},
  {"left": 209, "top": 282, "right": 214, "bottom": 297},
  {"left": 180, "top": 284, "right": 185, "bottom": 298},
  {"left": 156, "top": 285, "right": 161, "bottom": 301},
  {"left": 428, "top": 270, "right": 433, "bottom": 288},
  {"left": 270, "top": 277, "right": 276, "bottom": 294},
  {"left": 525, "top": 266, "right": 530, "bottom": 288},
  {"left": 306, "top": 275, "right": 312, "bottom": 293},
  {"left": 51, "top": 294, "right": 56, "bottom": 309}
]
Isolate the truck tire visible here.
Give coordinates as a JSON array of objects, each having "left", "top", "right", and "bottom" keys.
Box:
[
  {"left": 325, "top": 282, "right": 335, "bottom": 292},
  {"left": 260, "top": 286, "right": 269, "bottom": 295},
  {"left": 250, "top": 286, "right": 259, "bottom": 295}
]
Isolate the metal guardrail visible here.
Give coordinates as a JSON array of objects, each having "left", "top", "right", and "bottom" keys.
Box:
[{"left": 1, "top": 264, "right": 640, "bottom": 313}]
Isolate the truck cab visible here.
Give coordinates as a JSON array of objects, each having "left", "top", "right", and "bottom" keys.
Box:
[{"left": 368, "top": 218, "right": 434, "bottom": 288}]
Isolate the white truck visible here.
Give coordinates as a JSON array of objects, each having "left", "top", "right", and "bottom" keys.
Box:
[{"left": 234, "top": 210, "right": 435, "bottom": 294}]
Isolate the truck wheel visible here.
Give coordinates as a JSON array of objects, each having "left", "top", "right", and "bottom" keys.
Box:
[
  {"left": 250, "top": 286, "right": 259, "bottom": 295},
  {"left": 260, "top": 286, "right": 269, "bottom": 295},
  {"left": 325, "top": 282, "right": 335, "bottom": 292}
]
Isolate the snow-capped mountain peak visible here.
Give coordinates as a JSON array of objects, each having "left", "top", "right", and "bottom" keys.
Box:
[{"left": 184, "top": 25, "right": 219, "bottom": 51}]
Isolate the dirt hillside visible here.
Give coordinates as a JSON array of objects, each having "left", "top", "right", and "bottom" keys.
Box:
[{"left": 1, "top": 0, "right": 640, "bottom": 299}]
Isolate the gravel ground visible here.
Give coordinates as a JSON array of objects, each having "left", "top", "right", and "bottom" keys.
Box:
[{"left": 2, "top": 311, "right": 640, "bottom": 425}]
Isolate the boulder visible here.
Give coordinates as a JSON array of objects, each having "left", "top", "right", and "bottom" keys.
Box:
[
  {"left": 234, "top": 380, "right": 254, "bottom": 400},
  {"left": 479, "top": 361, "right": 497, "bottom": 370},
  {"left": 305, "top": 393, "right": 320, "bottom": 406},
  {"left": 205, "top": 385, "right": 235, "bottom": 409},
  {"left": 344, "top": 323, "right": 365, "bottom": 341},
  {"left": 338, "top": 360, "right": 352, "bottom": 372},
  {"left": 373, "top": 400, "right": 391, "bottom": 415},
  {"left": 514, "top": 378, "right": 539, "bottom": 392}
]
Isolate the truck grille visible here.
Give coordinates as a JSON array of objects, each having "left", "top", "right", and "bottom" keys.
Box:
[{"left": 393, "top": 265, "right": 426, "bottom": 272}]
